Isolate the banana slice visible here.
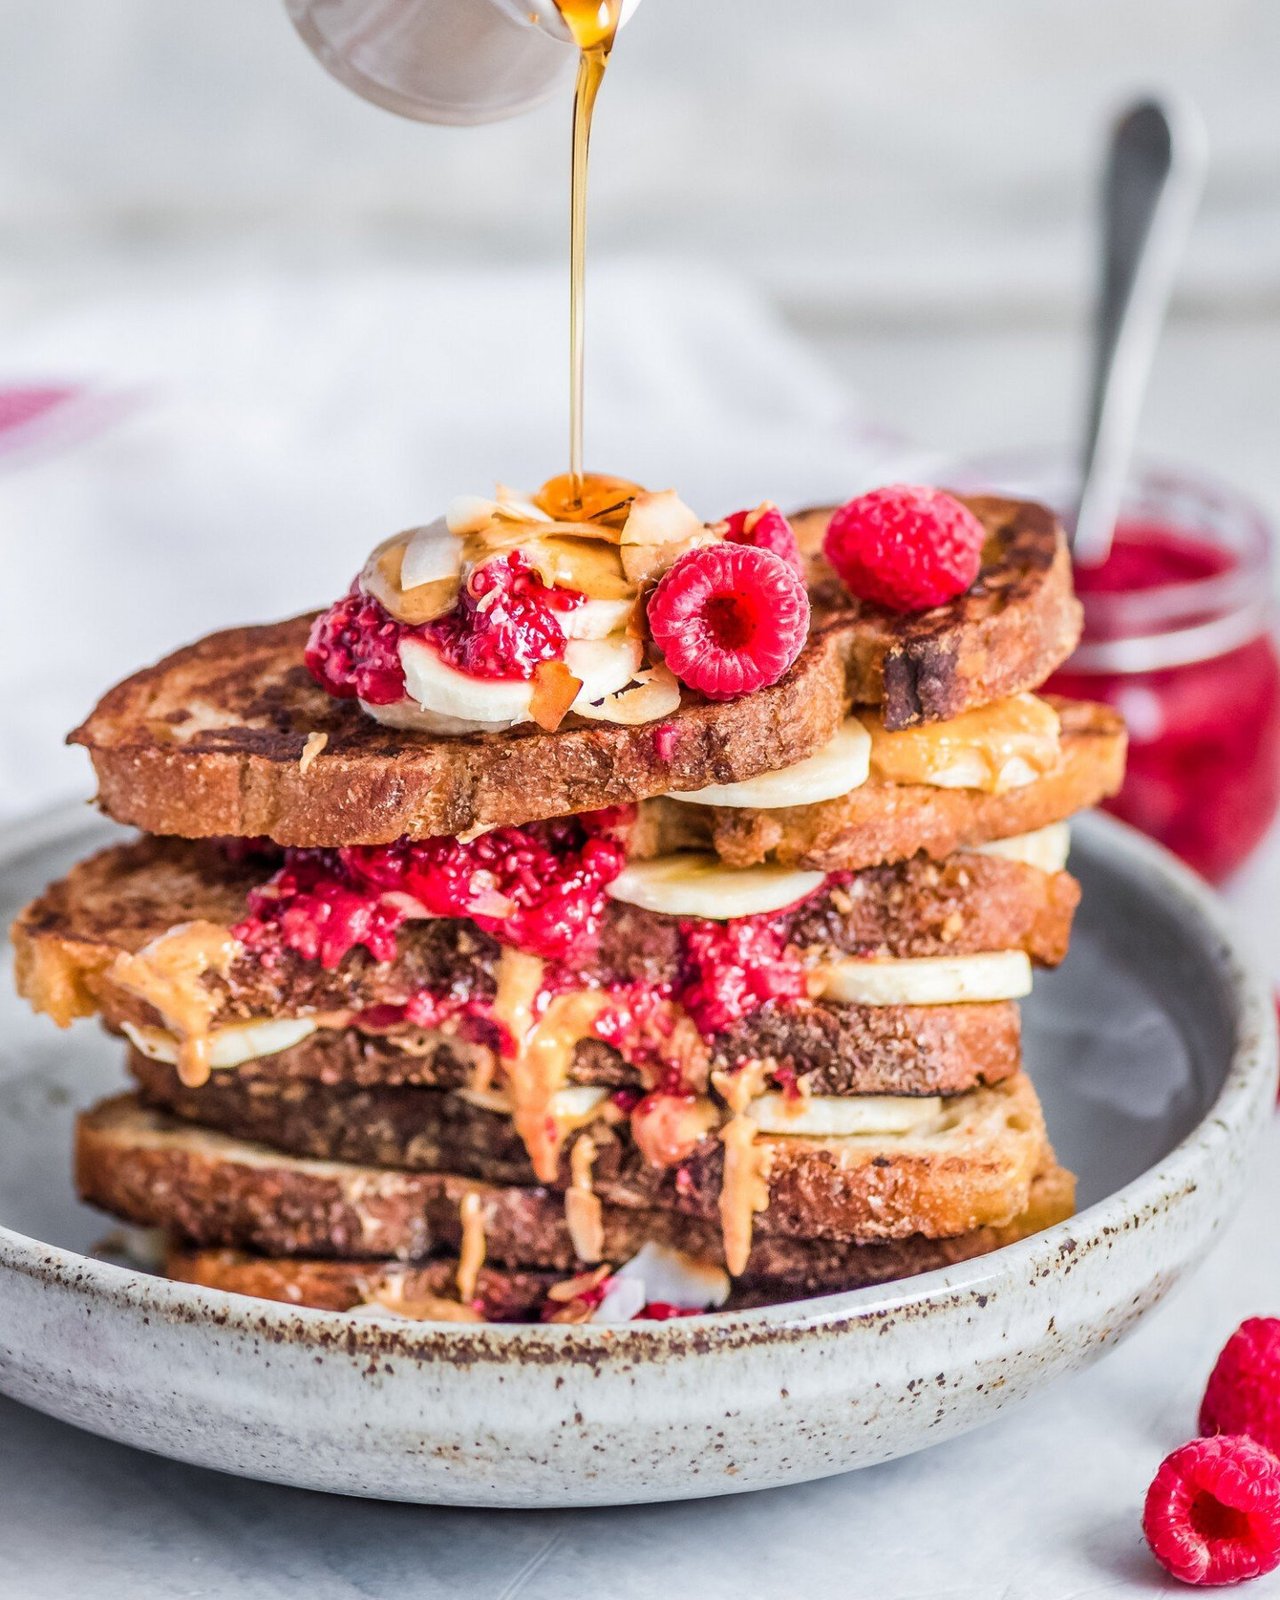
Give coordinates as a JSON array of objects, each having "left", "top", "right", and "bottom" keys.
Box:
[
  {"left": 123, "top": 1017, "right": 318, "bottom": 1070},
  {"left": 564, "top": 634, "right": 645, "bottom": 703},
  {"left": 594, "top": 1243, "right": 731, "bottom": 1322},
  {"left": 667, "top": 717, "right": 871, "bottom": 809},
  {"left": 399, "top": 637, "right": 535, "bottom": 726},
  {"left": 607, "top": 853, "right": 825, "bottom": 919},
  {"left": 866, "top": 694, "right": 1061, "bottom": 793},
  {"left": 560, "top": 596, "right": 636, "bottom": 641},
  {"left": 818, "top": 950, "right": 1033, "bottom": 1006},
  {"left": 389, "top": 633, "right": 643, "bottom": 735},
  {"left": 975, "top": 823, "right": 1071, "bottom": 873},
  {"left": 746, "top": 1092, "right": 943, "bottom": 1137}
]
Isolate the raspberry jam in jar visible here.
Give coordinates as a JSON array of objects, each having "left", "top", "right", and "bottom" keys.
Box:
[{"left": 1047, "top": 469, "right": 1280, "bottom": 882}]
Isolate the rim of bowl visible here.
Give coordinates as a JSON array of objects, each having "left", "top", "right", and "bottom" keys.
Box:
[{"left": 1, "top": 802, "right": 1275, "bottom": 1361}]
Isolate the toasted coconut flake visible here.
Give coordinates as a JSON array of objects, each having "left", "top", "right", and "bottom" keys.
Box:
[
  {"left": 530, "top": 660, "right": 584, "bottom": 731},
  {"left": 573, "top": 661, "right": 682, "bottom": 726},
  {"left": 298, "top": 731, "right": 327, "bottom": 774},
  {"left": 546, "top": 1264, "right": 612, "bottom": 1303}
]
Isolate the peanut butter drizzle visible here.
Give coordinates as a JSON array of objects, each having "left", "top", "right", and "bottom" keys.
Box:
[
  {"left": 109, "top": 921, "right": 239, "bottom": 1089},
  {"left": 712, "top": 1061, "right": 773, "bottom": 1278},
  {"left": 565, "top": 1134, "right": 605, "bottom": 1264},
  {"left": 455, "top": 1191, "right": 487, "bottom": 1305},
  {"left": 866, "top": 694, "right": 1062, "bottom": 793},
  {"left": 491, "top": 952, "right": 611, "bottom": 1184},
  {"left": 372, "top": 1278, "right": 484, "bottom": 1324}
]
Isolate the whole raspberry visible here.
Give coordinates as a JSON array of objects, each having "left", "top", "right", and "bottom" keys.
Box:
[
  {"left": 646, "top": 543, "right": 809, "bottom": 702},
  {"left": 1202, "top": 1319, "right": 1280, "bottom": 1456},
  {"left": 722, "top": 503, "right": 805, "bottom": 579},
  {"left": 1143, "top": 1435, "right": 1280, "bottom": 1586},
  {"left": 823, "top": 484, "right": 985, "bottom": 612}
]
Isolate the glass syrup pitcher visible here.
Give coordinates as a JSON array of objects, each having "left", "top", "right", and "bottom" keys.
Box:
[{"left": 284, "top": 0, "right": 642, "bottom": 125}]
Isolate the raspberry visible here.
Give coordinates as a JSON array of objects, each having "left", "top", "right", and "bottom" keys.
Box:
[
  {"left": 647, "top": 543, "right": 809, "bottom": 701},
  {"left": 723, "top": 503, "right": 805, "bottom": 579},
  {"left": 823, "top": 484, "right": 985, "bottom": 613},
  {"left": 1202, "top": 1319, "right": 1280, "bottom": 1455},
  {"left": 426, "top": 552, "right": 580, "bottom": 681},
  {"left": 1143, "top": 1435, "right": 1280, "bottom": 1585},
  {"left": 676, "top": 910, "right": 809, "bottom": 1034},
  {"left": 305, "top": 586, "right": 407, "bottom": 705}
]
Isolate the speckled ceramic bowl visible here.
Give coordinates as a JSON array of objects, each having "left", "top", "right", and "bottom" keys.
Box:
[{"left": 0, "top": 806, "right": 1274, "bottom": 1507}]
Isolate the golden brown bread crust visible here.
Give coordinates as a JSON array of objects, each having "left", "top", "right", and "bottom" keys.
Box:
[
  {"left": 795, "top": 494, "right": 1082, "bottom": 726},
  {"left": 164, "top": 1249, "right": 560, "bottom": 1321},
  {"left": 128, "top": 987, "right": 1022, "bottom": 1102},
  {"left": 81, "top": 1094, "right": 1068, "bottom": 1277},
  {"left": 13, "top": 833, "right": 1076, "bottom": 1036},
  {"left": 639, "top": 698, "right": 1126, "bottom": 871},
  {"left": 70, "top": 615, "right": 853, "bottom": 846},
  {"left": 68, "top": 497, "right": 1079, "bottom": 845},
  {"left": 128, "top": 1005, "right": 1023, "bottom": 1178},
  {"left": 165, "top": 1163, "right": 1075, "bottom": 1315},
  {"left": 86, "top": 1067, "right": 1047, "bottom": 1245}
]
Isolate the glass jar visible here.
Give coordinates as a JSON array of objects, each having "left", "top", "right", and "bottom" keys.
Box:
[{"left": 952, "top": 455, "right": 1280, "bottom": 884}]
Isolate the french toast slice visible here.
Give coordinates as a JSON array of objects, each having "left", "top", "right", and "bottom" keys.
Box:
[
  {"left": 164, "top": 1159, "right": 1075, "bottom": 1316},
  {"left": 126, "top": 985, "right": 1023, "bottom": 1100},
  {"left": 104, "top": 1068, "right": 1049, "bottom": 1245},
  {"left": 636, "top": 698, "right": 1126, "bottom": 871},
  {"left": 13, "top": 833, "right": 1079, "bottom": 1038},
  {"left": 69, "top": 496, "right": 1080, "bottom": 846},
  {"left": 80, "top": 1093, "right": 1069, "bottom": 1274}
]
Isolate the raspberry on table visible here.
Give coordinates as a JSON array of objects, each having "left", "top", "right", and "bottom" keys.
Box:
[
  {"left": 823, "top": 483, "right": 986, "bottom": 613},
  {"left": 1202, "top": 1319, "right": 1280, "bottom": 1457},
  {"left": 646, "top": 542, "right": 809, "bottom": 701},
  {"left": 722, "top": 503, "right": 806, "bottom": 579},
  {"left": 1143, "top": 1435, "right": 1280, "bottom": 1586}
]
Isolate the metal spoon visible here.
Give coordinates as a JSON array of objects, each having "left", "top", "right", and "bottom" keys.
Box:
[{"left": 1073, "top": 95, "right": 1208, "bottom": 567}]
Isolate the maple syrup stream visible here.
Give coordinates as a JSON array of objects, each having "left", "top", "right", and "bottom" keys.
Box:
[{"left": 557, "top": 1, "right": 623, "bottom": 511}]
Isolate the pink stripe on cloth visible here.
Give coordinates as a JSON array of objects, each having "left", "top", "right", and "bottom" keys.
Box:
[{"left": 0, "top": 384, "right": 136, "bottom": 463}]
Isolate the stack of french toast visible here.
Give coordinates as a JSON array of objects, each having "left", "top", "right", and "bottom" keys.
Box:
[{"left": 13, "top": 477, "right": 1125, "bottom": 1322}]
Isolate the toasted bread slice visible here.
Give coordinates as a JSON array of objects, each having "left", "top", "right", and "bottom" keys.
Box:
[
  {"left": 13, "top": 833, "right": 1076, "bottom": 1038},
  {"left": 165, "top": 1162, "right": 1075, "bottom": 1316},
  {"left": 795, "top": 494, "right": 1081, "bottom": 726},
  {"left": 635, "top": 698, "right": 1126, "bottom": 871},
  {"left": 164, "top": 1248, "right": 560, "bottom": 1322},
  {"left": 80, "top": 1094, "right": 1069, "bottom": 1278},
  {"left": 69, "top": 497, "right": 1079, "bottom": 845},
  {"left": 105, "top": 1064, "right": 1048, "bottom": 1244},
  {"left": 128, "top": 978, "right": 1022, "bottom": 1101}
]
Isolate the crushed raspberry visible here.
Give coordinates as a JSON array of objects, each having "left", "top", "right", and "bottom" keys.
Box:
[
  {"left": 652, "top": 722, "right": 680, "bottom": 762},
  {"left": 344, "top": 808, "right": 630, "bottom": 961},
  {"left": 305, "top": 586, "right": 407, "bottom": 705},
  {"left": 1201, "top": 1319, "right": 1280, "bottom": 1457},
  {"left": 305, "top": 554, "right": 583, "bottom": 704},
  {"left": 647, "top": 542, "right": 809, "bottom": 702},
  {"left": 1143, "top": 1435, "right": 1280, "bottom": 1585},
  {"left": 426, "top": 552, "right": 581, "bottom": 680},
  {"left": 723, "top": 503, "right": 805, "bottom": 579},
  {"left": 823, "top": 484, "right": 985, "bottom": 613},
  {"left": 676, "top": 910, "right": 809, "bottom": 1035},
  {"left": 234, "top": 856, "right": 408, "bottom": 968},
  {"left": 233, "top": 809, "right": 632, "bottom": 970},
  {"left": 638, "top": 1302, "right": 701, "bottom": 1321},
  {"left": 629, "top": 1090, "right": 711, "bottom": 1168}
]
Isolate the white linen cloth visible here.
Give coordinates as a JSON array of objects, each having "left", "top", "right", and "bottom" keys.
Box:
[{"left": 0, "top": 259, "right": 896, "bottom": 821}]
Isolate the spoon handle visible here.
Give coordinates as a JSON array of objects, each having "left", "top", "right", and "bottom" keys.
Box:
[{"left": 1073, "top": 96, "right": 1207, "bottom": 568}]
